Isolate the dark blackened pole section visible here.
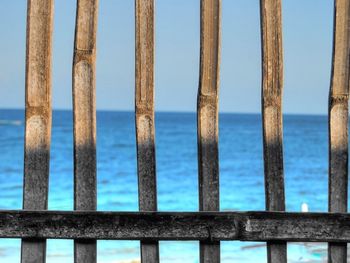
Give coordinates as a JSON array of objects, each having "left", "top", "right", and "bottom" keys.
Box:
[
  {"left": 197, "top": 0, "right": 221, "bottom": 262},
  {"left": 21, "top": 0, "right": 54, "bottom": 263},
  {"left": 135, "top": 1, "right": 159, "bottom": 263},
  {"left": 72, "top": 0, "right": 99, "bottom": 262},
  {"left": 260, "top": 0, "right": 287, "bottom": 262},
  {"left": 328, "top": 0, "right": 350, "bottom": 262}
]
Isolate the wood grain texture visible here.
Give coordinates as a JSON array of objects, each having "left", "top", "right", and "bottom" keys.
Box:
[
  {"left": 22, "top": 0, "right": 54, "bottom": 262},
  {"left": 260, "top": 0, "right": 287, "bottom": 262},
  {"left": 72, "top": 0, "right": 98, "bottom": 262},
  {"left": 1, "top": 211, "right": 350, "bottom": 242},
  {"left": 197, "top": 0, "right": 221, "bottom": 262},
  {"left": 135, "top": 1, "right": 159, "bottom": 262},
  {"left": 328, "top": 0, "right": 350, "bottom": 262}
]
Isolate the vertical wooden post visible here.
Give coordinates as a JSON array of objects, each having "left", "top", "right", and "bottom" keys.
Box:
[
  {"left": 21, "top": 0, "right": 54, "bottom": 263},
  {"left": 197, "top": 0, "right": 221, "bottom": 262},
  {"left": 135, "top": 1, "right": 159, "bottom": 263},
  {"left": 328, "top": 0, "right": 350, "bottom": 262},
  {"left": 260, "top": 1, "right": 287, "bottom": 262},
  {"left": 72, "top": 0, "right": 98, "bottom": 262}
]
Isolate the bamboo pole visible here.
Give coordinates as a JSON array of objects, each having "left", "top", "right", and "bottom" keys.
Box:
[
  {"left": 21, "top": 0, "right": 54, "bottom": 262},
  {"left": 197, "top": 0, "right": 221, "bottom": 262},
  {"left": 135, "top": 1, "right": 159, "bottom": 263},
  {"left": 328, "top": 0, "right": 350, "bottom": 262},
  {"left": 260, "top": 0, "right": 287, "bottom": 262},
  {"left": 72, "top": 0, "right": 98, "bottom": 262}
]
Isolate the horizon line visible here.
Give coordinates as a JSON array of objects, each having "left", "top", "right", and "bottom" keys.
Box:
[{"left": 0, "top": 107, "right": 329, "bottom": 117}]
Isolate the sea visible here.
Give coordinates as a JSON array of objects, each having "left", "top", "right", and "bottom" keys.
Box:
[{"left": 0, "top": 109, "right": 343, "bottom": 262}]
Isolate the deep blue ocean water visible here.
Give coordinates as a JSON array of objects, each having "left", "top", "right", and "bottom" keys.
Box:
[{"left": 0, "top": 109, "right": 342, "bottom": 262}]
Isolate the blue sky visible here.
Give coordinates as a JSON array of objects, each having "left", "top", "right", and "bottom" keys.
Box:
[{"left": 0, "top": 1, "right": 333, "bottom": 114}]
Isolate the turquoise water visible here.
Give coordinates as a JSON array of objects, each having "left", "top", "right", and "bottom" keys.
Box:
[{"left": 0, "top": 109, "right": 340, "bottom": 262}]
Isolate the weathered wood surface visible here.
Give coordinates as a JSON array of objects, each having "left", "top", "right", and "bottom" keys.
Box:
[
  {"left": 328, "top": 0, "right": 350, "bottom": 262},
  {"left": 72, "top": 0, "right": 99, "bottom": 262},
  {"left": 1, "top": 211, "right": 350, "bottom": 242},
  {"left": 22, "top": 0, "right": 54, "bottom": 262},
  {"left": 260, "top": 0, "right": 286, "bottom": 262},
  {"left": 135, "top": 0, "right": 159, "bottom": 263},
  {"left": 197, "top": 0, "right": 221, "bottom": 262}
]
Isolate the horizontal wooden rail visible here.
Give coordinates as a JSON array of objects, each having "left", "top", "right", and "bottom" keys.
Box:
[{"left": 0, "top": 211, "right": 349, "bottom": 242}]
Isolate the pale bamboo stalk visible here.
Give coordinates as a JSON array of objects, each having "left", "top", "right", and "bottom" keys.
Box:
[
  {"left": 21, "top": 0, "right": 54, "bottom": 262},
  {"left": 328, "top": 0, "right": 350, "bottom": 262},
  {"left": 72, "top": 0, "right": 98, "bottom": 262},
  {"left": 260, "top": 0, "right": 287, "bottom": 262},
  {"left": 135, "top": 1, "right": 159, "bottom": 263},
  {"left": 197, "top": 0, "right": 221, "bottom": 262}
]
